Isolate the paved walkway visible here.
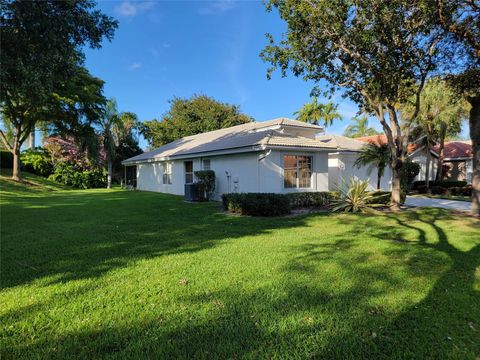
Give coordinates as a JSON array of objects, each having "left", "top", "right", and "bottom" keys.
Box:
[{"left": 405, "top": 196, "right": 471, "bottom": 212}]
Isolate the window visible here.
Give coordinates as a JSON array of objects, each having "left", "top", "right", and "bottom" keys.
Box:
[
  {"left": 283, "top": 155, "right": 312, "bottom": 189},
  {"left": 162, "top": 162, "right": 172, "bottom": 184},
  {"left": 203, "top": 159, "right": 211, "bottom": 170},
  {"left": 185, "top": 161, "right": 193, "bottom": 184}
]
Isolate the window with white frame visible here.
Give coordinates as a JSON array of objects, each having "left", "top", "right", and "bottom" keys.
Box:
[
  {"left": 162, "top": 162, "right": 172, "bottom": 184},
  {"left": 283, "top": 155, "right": 312, "bottom": 188},
  {"left": 185, "top": 161, "right": 194, "bottom": 184},
  {"left": 203, "top": 159, "right": 211, "bottom": 170}
]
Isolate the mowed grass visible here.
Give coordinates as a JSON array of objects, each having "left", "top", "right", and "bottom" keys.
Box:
[{"left": 1, "top": 172, "right": 479, "bottom": 359}]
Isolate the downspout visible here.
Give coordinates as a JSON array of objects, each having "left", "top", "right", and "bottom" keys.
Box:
[{"left": 258, "top": 149, "right": 272, "bottom": 192}]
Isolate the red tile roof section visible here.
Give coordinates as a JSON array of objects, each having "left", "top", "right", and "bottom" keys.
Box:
[
  {"left": 433, "top": 141, "right": 472, "bottom": 159},
  {"left": 355, "top": 135, "right": 419, "bottom": 154},
  {"left": 355, "top": 135, "right": 472, "bottom": 158}
]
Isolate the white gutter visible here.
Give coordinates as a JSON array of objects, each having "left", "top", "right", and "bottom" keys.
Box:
[{"left": 122, "top": 145, "right": 267, "bottom": 165}]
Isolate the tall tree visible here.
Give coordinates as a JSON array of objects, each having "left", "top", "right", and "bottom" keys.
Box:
[
  {"left": 343, "top": 115, "right": 381, "bottom": 138},
  {"left": 402, "top": 77, "right": 469, "bottom": 184},
  {"left": 354, "top": 143, "right": 391, "bottom": 190},
  {"left": 139, "top": 95, "right": 253, "bottom": 148},
  {"left": 432, "top": 0, "right": 480, "bottom": 214},
  {"left": 0, "top": 0, "right": 117, "bottom": 181},
  {"left": 99, "top": 99, "right": 122, "bottom": 189},
  {"left": 294, "top": 97, "right": 342, "bottom": 127},
  {"left": 43, "top": 66, "right": 108, "bottom": 164},
  {"left": 261, "top": 0, "right": 444, "bottom": 209},
  {"left": 113, "top": 112, "right": 142, "bottom": 184}
]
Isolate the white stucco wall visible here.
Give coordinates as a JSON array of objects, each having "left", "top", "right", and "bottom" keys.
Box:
[
  {"left": 409, "top": 151, "right": 437, "bottom": 181},
  {"left": 328, "top": 152, "right": 392, "bottom": 191},
  {"left": 135, "top": 149, "right": 330, "bottom": 198},
  {"left": 466, "top": 159, "right": 473, "bottom": 183}
]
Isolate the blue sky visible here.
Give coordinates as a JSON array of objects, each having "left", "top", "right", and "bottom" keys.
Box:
[
  {"left": 84, "top": 0, "right": 367, "bottom": 149},
  {"left": 84, "top": 0, "right": 467, "bottom": 149}
]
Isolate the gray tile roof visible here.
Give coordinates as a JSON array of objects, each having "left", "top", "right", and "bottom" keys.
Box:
[
  {"left": 123, "top": 118, "right": 355, "bottom": 164},
  {"left": 315, "top": 134, "right": 366, "bottom": 151}
]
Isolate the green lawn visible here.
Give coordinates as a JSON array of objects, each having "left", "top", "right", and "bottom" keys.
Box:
[{"left": 1, "top": 172, "right": 479, "bottom": 359}]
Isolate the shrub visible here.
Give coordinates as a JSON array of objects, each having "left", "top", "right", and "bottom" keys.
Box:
[
  {"left": 449, "top": 186, "right": 472, "bottom": 196},
  {"left": 48, "top": 162, "right": 107, "bottom": 189},
  {"left": 331, "top": 178, "right": 382, "bottom": 213},
  {"left": 0, "top": 150, "right": 13, "bottom": 169},
  {"left": 412, "top": 180, "right": 467, "bottom": 190},
  {"left": 286, "top": 192, "right": 338, "bottom": 208},
  {"left": 194, "top": 170, "right": 215, "bottom": 200},
  {"left": 222, "top": 193, "right": 291, "bottom": 216},
  {"left": 368, "top": 191, "right": 391, "bottom": 205},
  {"left": 430, "top": 186, "right": 447, "bottom": 195},
  {"left": 20, "top": 148, "right": 53, "bottom": 177},
  {"left": 401, "top": 160, "right": 421, "bottom": 189}
]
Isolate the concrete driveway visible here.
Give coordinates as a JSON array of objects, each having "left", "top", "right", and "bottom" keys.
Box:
[{"left": 405, "top": 196, "right": 471, "bottom": 212}]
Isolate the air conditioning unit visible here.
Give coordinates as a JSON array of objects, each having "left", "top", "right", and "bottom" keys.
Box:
[{"left": 184, "top": 183, "right": 206, "bottom": 202}]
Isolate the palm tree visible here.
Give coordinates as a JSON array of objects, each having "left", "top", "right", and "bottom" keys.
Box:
[
  {"left": 343, "top": 115, "right": 380, "bottom": 138},
  {"left": 99, "top": 99, "right": 123, "bottom": 189},
  {"left": 354, "top": 142, "right": 391, "bottom": 190},
  {"left": 294, "top": 97, "right": 342, "bottom": 127}
]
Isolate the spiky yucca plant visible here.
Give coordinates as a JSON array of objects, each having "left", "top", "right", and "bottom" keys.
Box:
[{"left": 331, "top": 177, "right": 381, "bottom": 213}]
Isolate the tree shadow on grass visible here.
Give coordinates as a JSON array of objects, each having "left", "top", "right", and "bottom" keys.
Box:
[
  {"left": 2, "top": 200, "right": 479, "bottom": 359},
  {"left": 366, "top": 210, "right": 480, "bottom": 359},
  {"left": 1, "top": 189, "right": 312, "bottom": 289},
  {"left": 336, "top": 209, "right": 480, "bottom": 359},
  {"left": 2, "top": 233, "right": 428, "bottom": 359}
]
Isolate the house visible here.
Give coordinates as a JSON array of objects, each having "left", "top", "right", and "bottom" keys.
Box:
[
  {"left": 317, "top": 135, "right": 393, "bottom": 191},
  {"left": 356, "top": 135, "right": 473, "bottom": 183},
  {"left": 122, "top": 118, "right": 389, "bottom": 199},
  {"left": 433, "top": 141, "right": 473, "bottom": 182}
]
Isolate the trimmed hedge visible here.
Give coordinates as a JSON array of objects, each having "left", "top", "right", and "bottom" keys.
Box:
[
  {"left": 415, "top": 184, "right": 472, "bottom": 196},
  {"left": 449, "top": 186, "right": 472, "bottom": 196},
  {"left": 222, "top": 191, "right": 393, "bottom": 216},
  {"left": 0, "top": 150, "right": 13, "bottom": 169},
  {"left": 222, "top": 193, "right": 291, "bottom": 216},
  {"left": 412, "top": 180, "right": 467, "bottom": 190},
  {"left": 286, "top": 191, "right": 338, "bottom": 209},
  {"left": 223, "top": 191, "right": 339, "bottom": 216}
]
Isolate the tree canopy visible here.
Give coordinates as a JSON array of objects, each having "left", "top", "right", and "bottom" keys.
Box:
[
  {"left": 343, "top": 116, "right": 380, "bottom": 138},
  {"left": 0, "top": 0, "right": 118, "bottom": 180},
  {"left": 139, "top": 95, "right": 253, "bottom": 148},
  {"left": 294, "top": 97, "right": 342, "bottom": 127},
  {"left": 261, "top": 0, "right": 447, "bottom": 208}
]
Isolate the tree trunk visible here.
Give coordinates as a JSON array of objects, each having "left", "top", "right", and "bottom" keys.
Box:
[
  {"left": 425, "top": 142, "right": 431, "bottom": 193},
  {"left": 107, "top": 160, "right": 112, "bottom": 189},
  {"left": 469, "top": 96, "right": 480, "bottom": 216},
  {"left": 12, "top": 146, "right": 21, "bottom": 181},
  {"left": 391, "top": 159, "right": 403, "bottom": 210},
  {"left": 436, "top": 122, "right": 447, "bottom": 180},
  {"left": 377, "top": 170, "right": 381, "bottom": 190},
  {"left": 11, "top": 124, "right": 23, "bottom": 182}
]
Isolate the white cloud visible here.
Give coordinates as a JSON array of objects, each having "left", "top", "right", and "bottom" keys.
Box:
[
  {"left": 128, "top": 62, "right": 142, "bottom": 70},
  {"left": 115, "top": 1, "right": 155, "bottom": 17},
  {"left": 198, "top": 0, "right": 236, "bottom": 15}
]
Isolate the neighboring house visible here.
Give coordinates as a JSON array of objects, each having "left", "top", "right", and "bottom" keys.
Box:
[
  {"left": 122, "top": 118, "right": 390, "bottom": 199},
  {"left": 317, "top": 135, "right": 392, "bottom": 191},
  {"left": 433, "top": 141, "right": 473, "bottom": 183},
  {"left": 356, "top": 135, "right": 473, "bottom": 183}
]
